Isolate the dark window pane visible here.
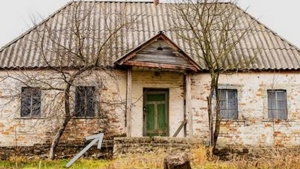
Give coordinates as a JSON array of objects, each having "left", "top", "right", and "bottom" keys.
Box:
[
  {"left": 21, "top": 96, "right": 31, "bottom": 117},
  {"left": 268, "top": 110, "right": 274, "bottom": 119},
  {"left": 268, "top": 97, "right": 275, "bottom": 110},
  {"left": 267, "top": 90, "right": 287, "bottom": 120},
  {"left": 279, "top": 111, "right": 283, "bottom": 118},
  {"left": 277, "top": 101, "right": 286, "bottom": 109},
  {"left": 228, "top": 98, "right": 237, "bottom": 109},
  {"left": 277, "top": 91, "right": 286, "bottom": 100},
  {"left": 220, "top": 110, "right": 228, "bottom": 119},
  {"left": 75, "top": 86, "right": 95, "bottom": 117},
  {"left": 268, "top": 91, "right": 275, "bottom": 100},
  {"left": 219, "top": 90, "right": 226, "bottom": 100},
  {"left": 86, "top": 87, "right": 95, "bottom": 116},
  {"left": 32, "top": 91, "right": 41, "bottom": 117},
  {"left": 147, "top": 94, "right": 165, "bottom": 101},
  {"left": 220, "top": 100, "right": 226, "bottom": 110},
  {"left": 21, "top": 87, "right": 41, "bottom": 117},
  {"left": 229, "top": 110, "right": 237, "bottom": 119},
  {"left": 219, "top": 89, "right": 238, "bottom": 120},
  {"left": 75, "top": 87, "right": 85, "bottom": 116}
]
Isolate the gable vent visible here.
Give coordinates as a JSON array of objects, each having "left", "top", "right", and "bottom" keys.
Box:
[{"left": 157, "top": 46, "right": 163, "bottom": 50}]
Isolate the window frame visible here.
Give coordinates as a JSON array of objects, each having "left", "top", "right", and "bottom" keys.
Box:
[
  {"left": 74, "top": 86, "right": 96, "bottom": 118},
  {"left": 20, "top": 87, "right": 41, "bottom": 118},
  {"left": 267, "top": 89, "right": 287, "bottom": 120},
  {"left": 218, "top": 89, "right": 238, "bottom": 120}
]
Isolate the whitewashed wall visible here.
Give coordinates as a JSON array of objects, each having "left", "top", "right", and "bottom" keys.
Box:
[
  {"left": 2, "top": 69, "right": 300, "bottom": 148},
  {"left": 130, "top": 70, "right": 185, "bottom": 137},
  {"left": 0, "top": 70, "right": 127, "bottom": 146},
  {"left": 192, "top": 72, "right": 300, "bottom": 147}
]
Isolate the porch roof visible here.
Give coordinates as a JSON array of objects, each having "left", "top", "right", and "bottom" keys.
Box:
[{"left": 114, "top": 31, "right": 201, "bottom": 72}]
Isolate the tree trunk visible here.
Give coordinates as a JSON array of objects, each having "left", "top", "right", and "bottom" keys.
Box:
[
  {"left": 207, "top": 95, "right": 213, "bottom": 146},
  {"left": 207, "top": 73, "right": 221, "bottom": 155},
  {"left": 213, "top": 73, "right": 220, "bottom": 153},
  {"left": 49, "top": 87, "right": 72, "bottom": 160},
  {"left": 163, "top": 152, "right": 191, "bottom": 169},
  {"left": 48, "top": 116, "right": 71, "bottom": 159},
  {"left": 207, "top": 75, "right": 216, "bottom": 147}
]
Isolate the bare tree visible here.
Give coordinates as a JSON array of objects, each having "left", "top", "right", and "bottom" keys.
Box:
[
  {"left": 171, "top": 0, "right": 256, "bottom": 152},
  {"left": 3, "top": 1, "right": 142, "bottom": 160}
]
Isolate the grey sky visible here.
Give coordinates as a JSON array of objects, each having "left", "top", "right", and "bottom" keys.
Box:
[{"left": 0, "top": 0, "right": 300, "bottom": 48}]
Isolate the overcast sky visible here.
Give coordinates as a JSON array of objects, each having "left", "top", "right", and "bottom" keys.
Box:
[{"left": 0, "top": 0, "right": 300, "bottom": 48}]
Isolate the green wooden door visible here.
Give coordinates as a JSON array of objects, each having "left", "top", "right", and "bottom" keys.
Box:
[{"left": 144, "top": 90, "right": 168, "bottom": 136}]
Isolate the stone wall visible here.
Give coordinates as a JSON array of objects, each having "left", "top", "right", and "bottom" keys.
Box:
[
  {"left": 1, "top": 137, "right": 203, "bottom": 160},
  {"left": 3, "top": 137, "right": 300, "bottom": 160},
  {"left": 0, "top": 140, "right": 113, "bottom": 160},
  {"left": 113, "top": 137, "right": 204, "bottom": 156}
]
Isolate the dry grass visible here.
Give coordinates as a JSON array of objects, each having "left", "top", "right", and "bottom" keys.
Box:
[
  {"left": 227, "top": 149, "right": 300, "bottom": 169},
  {"left": 2, "top": 146, "right": 300, "bottom": 168},
  {"left": 108, "top": 150, "right": 167, "bottom": 169}
]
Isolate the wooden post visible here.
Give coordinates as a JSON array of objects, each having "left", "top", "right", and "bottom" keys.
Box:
[
  {"left": 126, "top": 69, "right": 132, "bottom": 137},
  {"left": 185, "top": 73, "right": 193, "bottom": 137}
]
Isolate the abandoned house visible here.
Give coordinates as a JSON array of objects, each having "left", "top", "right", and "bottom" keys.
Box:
[{"left": 1, "top": 0, "right": 300, "bottom": 155}]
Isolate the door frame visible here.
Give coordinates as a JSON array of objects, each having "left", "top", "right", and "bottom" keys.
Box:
[{"left": 143, "top": 88, "right": 169, "bottom": 136}]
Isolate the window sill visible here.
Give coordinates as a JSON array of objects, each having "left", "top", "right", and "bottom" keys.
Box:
[
  {"left": 262, "top": 119, "right": 293, "bottom": 122},
  {"left": 73, "top": 116, "right": 96, "bottom": 119},
  {"left": 15, "top": 117, "right": 45, "bottom": 120},
  {"left": 220, "top": 119, "right": 246, "bottom": 122}
]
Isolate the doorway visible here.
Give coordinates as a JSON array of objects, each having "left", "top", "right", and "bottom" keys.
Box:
[{"left": 143, "top": 89, "right": 169, "bottom": 136}]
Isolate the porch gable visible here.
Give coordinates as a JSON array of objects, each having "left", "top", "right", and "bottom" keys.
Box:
[{"left": 114, "top": 31, "right": 201, "bottom": 72}]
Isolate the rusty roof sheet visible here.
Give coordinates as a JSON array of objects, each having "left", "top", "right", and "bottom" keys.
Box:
[{"left": 0, "top": 1, "right": 300, "bottom": 71}]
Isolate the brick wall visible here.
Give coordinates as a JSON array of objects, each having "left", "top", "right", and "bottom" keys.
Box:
[
  {"left": 192, "top": 72, "right": 300, "bottom": 147},
  {"left": 2, "top": 69, "right": 300, "bottom": 151},
  {"left": 0, "top": 70, "right": 126, "bottom": 147}
]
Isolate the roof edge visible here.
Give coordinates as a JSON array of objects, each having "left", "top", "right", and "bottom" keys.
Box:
[
  {"left": 235, "top": 3, "right": 300, "bottom": 52},
  {"left": 0, "top": 1, "right": 74, "bottom": 51}
]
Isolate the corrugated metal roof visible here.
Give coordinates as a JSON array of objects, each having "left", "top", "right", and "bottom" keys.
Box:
[{"left": 1, "top": 1, "right": 300, "bottom": 70}]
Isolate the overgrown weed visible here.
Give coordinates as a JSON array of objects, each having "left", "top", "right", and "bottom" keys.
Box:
[{"left": 2, "top": 146, "right": 300, "bottom": 168}]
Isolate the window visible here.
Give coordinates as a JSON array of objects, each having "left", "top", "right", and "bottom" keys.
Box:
[
  {"left": 268, "top": 90, "right": 287, "bottom": 120},
  {"left": 219, "top": 89, "right": 238, "bottom": 119},
  {"left": 21, "top": 87, "right": 41, "bottom": 117},
  {"left": 75, "top": 86, "right": 95, "bottom": 117}
]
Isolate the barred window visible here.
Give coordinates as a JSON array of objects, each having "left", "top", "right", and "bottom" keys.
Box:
[
  {"left": 219, "top": 89, "right": 238, "bottom": 119},
  {"left": 75, "top": 86, "right": 95, "bottom": 117},
  {"left": 268, "top": 90, "right": 287, "bottom": 120},
  {"left": 21, "top": 87, "right": 41, "bottom": 117}
]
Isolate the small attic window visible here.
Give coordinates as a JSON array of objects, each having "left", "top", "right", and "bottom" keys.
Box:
[{"left": 157, "top": 46, "right": 163, "bottom": 50}]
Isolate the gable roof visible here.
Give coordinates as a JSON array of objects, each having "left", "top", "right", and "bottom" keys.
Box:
[
  {"left": 0, "top": 1, "right": 300, "bottom": 71},
  {"left": 115, "top": 31, "right": 201, "bottom": 72}
]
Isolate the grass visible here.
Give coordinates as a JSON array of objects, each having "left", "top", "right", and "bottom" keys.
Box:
[
  {"left": 1, "top": 146, "right": 300, "bottom": 169},
  {"left": 0, "top": 158, "right": 110, "bottom": 169}
]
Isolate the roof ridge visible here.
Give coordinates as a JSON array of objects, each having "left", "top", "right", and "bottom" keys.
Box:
[
  {"left": 0, "top": 1, "right": 74, "bottom": 52},
  {"left": 78, "top": 0, "right": 231, "bottom": 4},
  {"left": 81, "top": 0, "right": 153, "bottom": 3}
]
